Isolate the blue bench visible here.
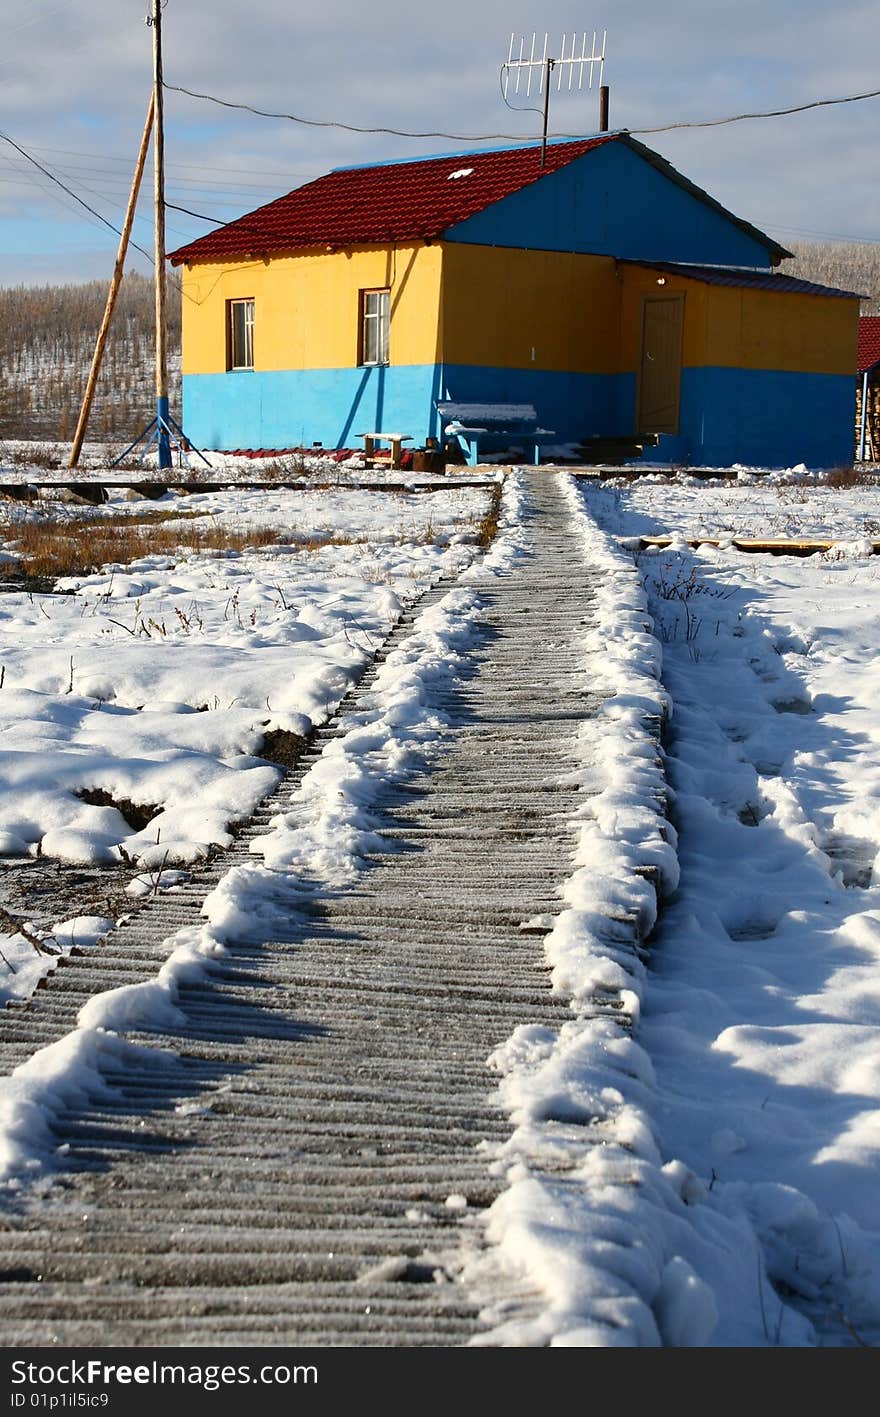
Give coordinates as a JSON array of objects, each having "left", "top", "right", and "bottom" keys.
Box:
[{"left": 437, "top": 402, "right": 556, "bottom": 467}]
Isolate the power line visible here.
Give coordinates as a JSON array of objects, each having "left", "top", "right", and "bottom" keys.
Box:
[
  {"left": 166, "top": 199, "right": 233, "bottom": 224},
  {"left": 165, "top": 82, "right": 526, "bottom": 141},
  {"left": 631, "top": 85, "right": 880, "bottom": 134},
  {"left": 22, "top": 141, "right": 319, "bottom": 183},
  {"left": 165, "top": 77, "right": 880, "bottom": 142},
  {"left": 0, "top": 127, "right": 196, "bottom": 297},
  {"left": 6, "top": 0, "right": 81, "bottom": 41},
  {"left": 0, "top": 161, "right": 199, "bottom": 244},
  {"left": 0, "top": 128, "right": 156, "bottom": 264},
  {"left": 1, "top": 156, "right": 278, "bottom": 209},
  {"left": 765, "top": 221, "right": 880, "bottom": 245},
  {"left": 8, "top": 75, "right": 880, "bottom": 259}
]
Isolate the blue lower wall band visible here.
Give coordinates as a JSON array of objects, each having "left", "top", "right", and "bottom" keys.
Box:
[
  {"left": 181, "top": 364, "right": 854, "bottom": 469},
  {"left": 675, "top": 368, "right": 855, "bottom": 470}
]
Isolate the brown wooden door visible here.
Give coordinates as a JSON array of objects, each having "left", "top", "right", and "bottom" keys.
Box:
[{"left": 637, "top": 294, "right": 684, "bottom": 435}]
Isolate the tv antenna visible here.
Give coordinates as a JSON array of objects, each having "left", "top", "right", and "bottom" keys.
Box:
[{"left": 502, "top": 31, "right": 608, "bottom": 167}]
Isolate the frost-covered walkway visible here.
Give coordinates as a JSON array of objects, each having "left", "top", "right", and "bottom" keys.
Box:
[{"left": 0, "top": 472, "right": 635, "bottom": 1345}]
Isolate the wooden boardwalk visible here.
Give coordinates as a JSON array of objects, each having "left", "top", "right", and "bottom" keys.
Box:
[{"left": 0, "top": 473, "right": 608, "bottom": 1345}]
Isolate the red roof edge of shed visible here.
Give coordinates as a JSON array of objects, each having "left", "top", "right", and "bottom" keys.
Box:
[{"left": 858, "top": 316, "right": 880, "bottom": 374}]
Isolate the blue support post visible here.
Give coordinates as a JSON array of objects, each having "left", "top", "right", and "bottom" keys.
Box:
[{"left": 157, "top": 395, "right": 172, "bottom": 469}]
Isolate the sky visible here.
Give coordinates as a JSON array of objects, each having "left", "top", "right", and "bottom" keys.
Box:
[{"left": 0, "top": 0, "right": 879, "bottom": 286}]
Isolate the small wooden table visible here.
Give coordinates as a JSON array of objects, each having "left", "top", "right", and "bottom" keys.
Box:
[{"left": 357, "top": 432, "right": 412, "bottom": 470}]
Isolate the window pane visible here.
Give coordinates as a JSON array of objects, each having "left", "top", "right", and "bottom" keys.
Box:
[
  {"left": 378, "top": 290, "right": 389, "bottom": 364},
  {"left": 230, "top": 300, "right": 254, "bottom": 369},
  {"left": 244, "top": 301, "right": 254, "bottom": 367},
  {"left": 361, "top": 289, "right": 389, "bottom": 366},
  {"left": 363, "top": 312, "right": 378, "bottom": 364}
]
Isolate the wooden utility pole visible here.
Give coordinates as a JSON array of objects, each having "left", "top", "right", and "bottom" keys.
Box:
[
  {"left": 151, "top": 0, "right": 171, "bottom": 469},
  {"left": 68, "top": 95, "right": 155, "bottom": 469}
]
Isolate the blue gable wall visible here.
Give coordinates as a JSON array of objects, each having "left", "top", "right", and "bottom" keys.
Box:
[{"left": 446, "top": 140, "right": 775, "bottom": 268}]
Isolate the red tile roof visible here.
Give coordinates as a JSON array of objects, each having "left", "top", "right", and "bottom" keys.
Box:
[
  {"left": 858, "top": 316, "right": 880, "bottom": 372},
  {"left": 620, "top": 259, "right": 863, "bottom": 300},
  {"left": 168, "top": 137, "right": 614, "bottom": 265}
]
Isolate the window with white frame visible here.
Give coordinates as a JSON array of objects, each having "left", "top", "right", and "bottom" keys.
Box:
[
  {"left": 228, "top": 298, "right": 255, "bottom": 370},
  {"left": 360, "top": 288, "right": 390, "bottom": 366}
]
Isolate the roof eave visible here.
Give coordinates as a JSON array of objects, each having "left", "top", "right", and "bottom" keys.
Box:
[{"left": 617, "top": 257, "right": 864, "bottom": 300}]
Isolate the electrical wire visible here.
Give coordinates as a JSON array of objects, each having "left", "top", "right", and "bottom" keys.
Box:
[
  {"left": 22, "top": 142, "right": 318, "bottom": 184},
  {"left": 764, "top": 221, "right": 879, "bottom": 245},
  {"left": 6, "top": 0, "right": 81, "bottom": 41},
  {"left": 0, "top": 127, "right": 156, "bottom": 265},
  {"left": 165, "top": 77, "right": 880, "bottom": 142},
  {"left": 0, "top": 128, "right": 196, "bottom": 297},
  {"left": 9, "top": 72, "right": 880, "bottom": 257},
  {"left": 164, "top": 82, "right": 527, "bottom": 141},
  {"left": 166, "top": 199, "right": 233, "bottom": 224},
  {"left": 498, "top": 65, "right": 543, "bottom": 120},
  {"left": 631, "top": 85, "right": 880, "bottom": 134}
]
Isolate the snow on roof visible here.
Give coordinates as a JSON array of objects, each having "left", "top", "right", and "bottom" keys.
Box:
[{"left": 436, "top": 402, "right": 537, "bottom": 421}]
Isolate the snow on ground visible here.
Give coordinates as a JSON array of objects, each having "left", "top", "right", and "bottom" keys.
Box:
[
  {"left": 544, "top": 471, "right": 880, "bottom": 1346},
  {"left": 3, "top": 458, "right": 880, "bottom": 1344},
  {"left": 458, "top": 470, "right": 880, "bottom": 1346},
  {"left": 0, "top": 481, "right": 495, "bottom": 1000},
  {"left": 0, "top": 438, "right": 501, "bottom": 488},
  {"left": 0, "top": 471, "right": 526, "bottom": 1182}
]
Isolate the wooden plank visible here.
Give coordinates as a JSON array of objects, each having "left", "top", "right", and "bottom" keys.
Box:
[{"left": 637, "top": 535, "right": 880, "bottom": 556}]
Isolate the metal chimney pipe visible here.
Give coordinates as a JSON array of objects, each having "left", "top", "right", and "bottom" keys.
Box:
[{"left": 599, "top": 84, "right": 609, "bottom": 131}]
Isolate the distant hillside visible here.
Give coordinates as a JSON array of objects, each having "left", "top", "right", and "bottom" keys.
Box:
[
  {"left": 784, "top": 241, "right": 880, "bottom": 312},
  {"left": 0, "top": 272, "right": 181, "bottom": 442}
]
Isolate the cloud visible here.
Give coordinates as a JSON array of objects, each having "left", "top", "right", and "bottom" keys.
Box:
[{"left": 0, "top": 0, "right": 877, "bottom": 283}]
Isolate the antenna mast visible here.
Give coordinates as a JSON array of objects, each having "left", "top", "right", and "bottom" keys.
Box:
[{"left": 503, "top": 31, "right": 607, "bottom": 167}]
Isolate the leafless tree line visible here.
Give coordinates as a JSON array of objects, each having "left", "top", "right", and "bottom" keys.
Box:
[
  {"left": 785, "top": 241, "right": 880, "bottom": 313},
  {"left": 0, "top": 272, "right": 181, "bottom": 441}
]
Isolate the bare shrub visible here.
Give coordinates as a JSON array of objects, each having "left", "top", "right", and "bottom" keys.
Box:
[
  {"left": 259, "top": 453, "right": 310, "bottom": 482},
  {"left": 825, "top": 465, "right": 877, "bottom": 488}
]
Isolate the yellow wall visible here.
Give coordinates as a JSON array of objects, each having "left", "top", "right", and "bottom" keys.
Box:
[
  {"left": 619, "top": 264, "right": 859, "bottom": 375},
  {"left": 705, "top": 286, "right": 858, "bottom": 375},
  {"left": 438, "top": 243, "right": 621, "bottom": 373},
  {"left": 179, "top": 243, "right": 442, "bottom": 374},
  {"left": 179, "top": 241, "right": 859, "bottom": 380}
]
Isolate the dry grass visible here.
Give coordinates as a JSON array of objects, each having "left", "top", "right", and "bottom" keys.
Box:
[
  {"left": 257, "top": 453, "right": 310, "bottom": 482},
  {"left": 0, "top": 480, "right": 504, "bottom": 580},
  {"left": 5, "top": 444, "right": 63, "bottom": 470},
  {"left": 0, "top": 508, "right": 325, "bottom": 579},
  {"left": 823, "top": 465, "right": 877, "bottom": 489},
  {"left": 474, "top": 481, "right": 503, "bottom": 547}
]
